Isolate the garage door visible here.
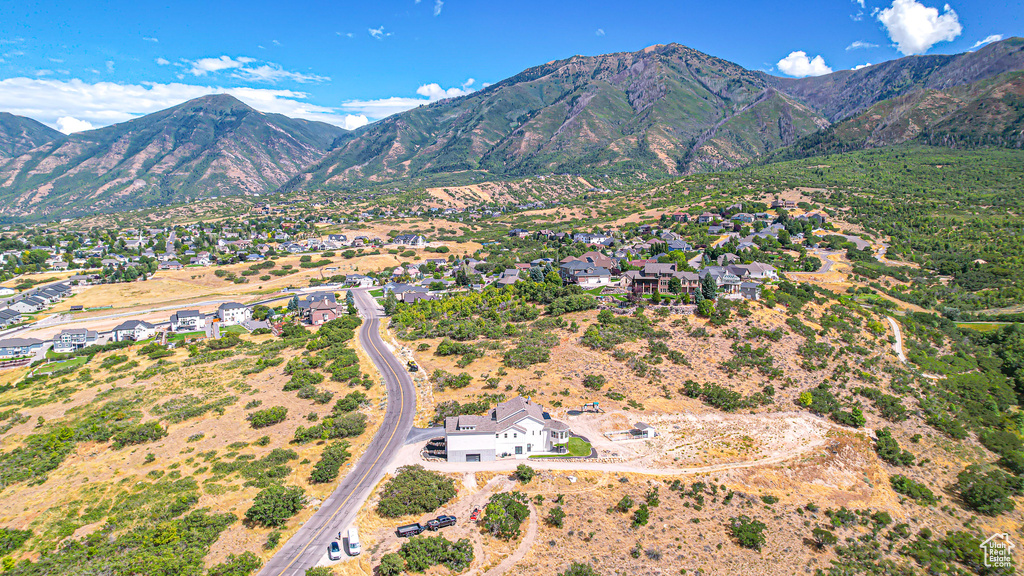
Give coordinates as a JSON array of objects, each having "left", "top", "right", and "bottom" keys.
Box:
[{"left": 466, "top": 454, "right": 481, "bottom": 462}]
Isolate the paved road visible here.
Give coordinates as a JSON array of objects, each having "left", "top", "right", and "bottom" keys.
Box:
[{"left": 257, "top": 288, "right": 416, "bottom": 576}]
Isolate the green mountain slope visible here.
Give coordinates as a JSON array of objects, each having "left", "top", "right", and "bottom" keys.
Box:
[
  {"left": 0, "top": 94, "right": 347, "bottom": 220},
  {"left": 773, "top": 71, "right": 1024, "bottom": 160},
  {"left": 768, "top": 37, "right": 1024, "bottom": 121},
  {"left": 287, "top": 43, "right": 826, "bottom": 191},
  {"left": 0, "top": 113, "right": 63, "bottom": 158}
]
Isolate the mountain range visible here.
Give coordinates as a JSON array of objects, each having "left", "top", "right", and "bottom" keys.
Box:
[{"left": 1, "top": 37, "right": 1022, "bottom": 220}]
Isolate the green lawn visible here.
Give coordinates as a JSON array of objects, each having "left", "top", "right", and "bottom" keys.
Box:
[
  {"left": 221, "top": 325, "right": 248, "bottom": 335},
  {"left": 531, "top": 437, "right": 592, "bottom": 458},
  {"left": 369, "top": 288, "right": 384, "bottom": 297},
  {"left": 167, "top": 330, "right": 206, "bottom": 342},
  {"left": 37, "top": 356, "right": 89, "bottom": 373}
]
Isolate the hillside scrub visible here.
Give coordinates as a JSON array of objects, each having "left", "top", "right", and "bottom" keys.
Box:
[{"left": 376, "top": 466, "right": 456, "bottom": 518}]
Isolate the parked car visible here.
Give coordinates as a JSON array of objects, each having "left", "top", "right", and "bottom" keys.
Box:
[
  {"left": 427, "top": 515, "right": 457, "bottom": 530},
  {"left": 407, "top": 360, "right": 419, "bottom": 372},
  {"left": 470, "top": 508, "right": 481, "bottom": 521},
  {"left": 396, "top": 523, "right": 425, "bottom": 538},
  {"left": 328, "top": 541, "right": 342, "bottom": 560}
]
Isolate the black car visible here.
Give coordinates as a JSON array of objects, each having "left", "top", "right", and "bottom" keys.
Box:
[{"left": 426, "top": 515, "right": 457, "bottom": 530}]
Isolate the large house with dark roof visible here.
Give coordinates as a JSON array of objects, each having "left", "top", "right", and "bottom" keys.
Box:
[
  {"left": 445, "top": 396, "right": 571, "bottom": 462},
  {"left": 112, "top": 320, "right": 157, "bottom": 342},
  {"left": 623, "top": 263, "right": 699, "bottom": 295}
]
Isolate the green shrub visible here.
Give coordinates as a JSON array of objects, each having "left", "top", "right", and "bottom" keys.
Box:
[
  {"left": 956, "top": 464, "right": 1023, "bottom": 516},
  {"left": 0, "top": 528, "right": 31, "bottom": 553},
  {"left": 248, "top": 406, "right": 288, "bottom": 429},
  {"left": 309, "top": 442, "right": 351, "bottom": 484},
  {"left": 728, "top": 515, "right": 766, "bottom": 550},
  {"left": 890, "top": 474, "right": 938, "bottom": 505},
  {"left": 292, "top": 412, "right": 366, "bottom": 443},
  {"left": 582, "top": 374, "right": 606, "bottom": 390},
  {"left": 111, "top": 421, "right": 167, "bottom": 449},
  {"left": 514, "top": 464, "right": 535, "bottom": 483},
  {"left": 244, "top": 485, "right": 305, "bottom": 527},
  {"left": 376, "top": 465, "right": 456, "bottom": 518},
  {"left": 874, "top": 428, "right": 914, "bottom": 466},
  {"left": 397, "top": 535, "right": 473, "bottom": 572},
  {"left": 484, "top": 491, "right": 530, "bottom": 540},
  {"left": 558, "top": 563, "right": 601, "bottom": 576}
]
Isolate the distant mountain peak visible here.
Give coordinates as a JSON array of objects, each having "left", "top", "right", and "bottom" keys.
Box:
[{"left": 0, "top": 112, "right": 63, "bottom": 158}]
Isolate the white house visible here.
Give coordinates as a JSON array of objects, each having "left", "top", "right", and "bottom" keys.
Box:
[
  {"left": 170, "top": 310, "right": 206, "bottom": 332},
  {"left": 0, "top": 287, "right": 16, "bottom": 297},
  {"left": 394, "top": 234, "right": 426, "bottom": 247},
  {"left": 53, "top": 329, "right": 98, "bottom": 353},
  {"left": 216, "top": 302, "right": 251, "bottom": 326},
  {"left": 345, "top": 274, "right": 375, "bottom": 288},
  {"left": 8, "top": 299, "right": 42, "bottom": 314},
  {"left": 111, "top": 320, "right": 157, "bottom": 342},
  {"left": 445, "top": 397, "right": 571, "bottom": 462}
]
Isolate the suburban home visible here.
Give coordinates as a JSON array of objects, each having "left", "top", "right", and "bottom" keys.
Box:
[
  {"left": 216, "top": 302, "right": 252, "bottom": 326},
  {"left": 403, "top": 292, "right": 436, "bottom": 304},
  {"left": 445, "top": 396, "right": 571, "bottom": 462},
  {"left": 394, "top": 234, "right": 426, "bottom": 247},
  {"left": 573, "top": 232, "right": 612, "bottom": 246},
  {"left": 771, "top": 199, "right": 797, "bottom": 209},
  {"left": 53, "top": 328, "right": 98, "bottom": 353},
  {"left": 344, "top": 274, "right": 376, "bottom": 288},
  {"left": 8, "top": 298, "right": 43, "bottom": 314},
  {"left": 699, "top": 267, "right": 742, "bottom": 294},
  {"left": 509, "top": 228, "right": 530, "bottom": 239},
  {"left": 698, "top": 212, "right": 717, "bottom": 224},
  {"left": 0, "top": 309, "right": 22, "bottom": 328},
  {"left": 740, "top": 281, "right": 762, "bottom": 301},
  {"left": 159, "top": 260, "right": 183, "bottom": 270},
  {"left": 0, "top": 287, "right": 16, "bottom": 297},
  {"left": 111, "top": 320, "right": 157, "bottom": 342},
  {"left": 730, "top": 213, "right": 755, "bottom": 223},
  {"left": 0, "top": 337, "right": 43, "bottom": 359},
  {"left": 170, "top": 310, "right": 207, "bottom": 332},
  {"left": 558, "top": 261, "right": 611, "bottom": 287},
  {"left": 623, "top": 263, "right": 699, "bottom": 295},
  {"left": 309, "top": 299, "right": 343, "bottom": 326},
  {"left": 731, "top": 262, "right": 778, "bottom": 281},
  {"left": 496, "top": 269, "right": 521, "bottom": 287}
]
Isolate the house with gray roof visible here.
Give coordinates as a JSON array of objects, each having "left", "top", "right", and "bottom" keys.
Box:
[{"left": 445, "top": 396, "right": 570, "bottom": 462}]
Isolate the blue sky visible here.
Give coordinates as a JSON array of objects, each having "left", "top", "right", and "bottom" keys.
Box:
[{"left": 0, "top": 0, "right": 1019, "bottom": 132}]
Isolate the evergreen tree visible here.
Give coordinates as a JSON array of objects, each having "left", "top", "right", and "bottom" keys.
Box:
[{"left": 383, "top": 292, "right": 398, "bottom": 315}]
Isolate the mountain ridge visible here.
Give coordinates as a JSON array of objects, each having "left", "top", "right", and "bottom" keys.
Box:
[
  {"left": 0, "top": 94, "right": 347, "bottom": 220},
  {"left": 0, "top": 112, "right": 64, "bottom": 159}
]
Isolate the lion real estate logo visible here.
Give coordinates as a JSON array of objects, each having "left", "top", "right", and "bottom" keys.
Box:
[{"left": 980, "top": 533, "right": 1014, "bottom": 569}]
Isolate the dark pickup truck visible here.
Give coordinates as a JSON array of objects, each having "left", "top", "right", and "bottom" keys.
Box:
[
  {"left": 426, "top": 515, "right": 457, "bottom": 531},
  {"left": 396, "top": 523, "right": 425, "bottom": 538}
]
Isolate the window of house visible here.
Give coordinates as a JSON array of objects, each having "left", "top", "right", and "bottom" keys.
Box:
[
  {"left": 504, "top": 433, "right": 507, "bottom": 439},
  {"left": 515, "top": 446, "right": 522, "bottom": 455}
]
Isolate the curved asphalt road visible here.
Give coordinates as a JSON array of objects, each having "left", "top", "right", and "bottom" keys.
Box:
[{"left": 257, "top": 288, "right": 416, "bottom": 576}]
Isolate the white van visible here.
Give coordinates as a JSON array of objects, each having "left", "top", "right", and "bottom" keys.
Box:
[{"left": 346, "top": 527, "right": 361, "bottom": 556}]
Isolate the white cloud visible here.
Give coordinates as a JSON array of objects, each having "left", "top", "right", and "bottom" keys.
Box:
[
  {"left": 776, "top": 51, "right": 833, "bottom": 77},
  {"left": 971, "top": 34, "right": 1003, "bottom": 49},
  {"left": 56, "top": 116, "right": 94, "bottom": 134},
  {"left": 341, "top": 79, "right": 477, "bottom": 119},
  {"left": 105, "top": 60, "right": 115, "bottom": 72},
  {"left": 846, "top": 40, "right": 878, "bottom": 50},
  {"left": 0, "top": 77, "right": 367, "bottom": 130},
  {"left": 156, "top": 57, "right": 170, "bottom": 66},
  {"left": 854, "top": 0, "right": 865, "bottom": 7},
  {"left": 595, "top": 28, "right": 605, "bottom": 36},
  {"left": 143, "top": 36, "right": 159, "bottom": 43},
  {"left": 877, "top": 0, "right": 962, "bottom": 55},
  {"left": 433, "top": 0, "right": 443, "bottom": 16},
  {"left": 853, "top": 62, "right": 874, "bottom": 70},
  {"left": 188, "top": 55, "right": 252, "bottom": 75},
  {"left": 369, "top": 26, "right": 390, "bottom": 40},
  {"left": 185, "top": 55, "right": 327, "bottom": 83},
  {"left": 35, "top": 69, "right": 53, "bottom": 77}
]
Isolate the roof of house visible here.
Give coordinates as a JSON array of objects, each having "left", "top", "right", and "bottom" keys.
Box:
[
  {"left": 635, "top": 422, "right": 656, "bottom": 430},
  {"left": 0, "top": 338, "right": 42, "bottom": 348},
  {"left": 218, "top": 302, "right": 247, "bottom": 312},
  {"left": 113, "top": 320, "right": 155, "bottom": 331},
  {"left": 173, "top": 310, "right": 202, "bottom": 319}
]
